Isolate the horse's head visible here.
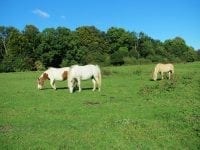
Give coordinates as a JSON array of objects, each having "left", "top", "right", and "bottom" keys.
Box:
[
  {"left": 37, "top": 77, "right": 44, "bottom": 90},
  {"left": 68, "top": 78, "right": 77, "bottom": 93},
  {"left": 152, "top": 66, "right": 158, "bottom": 81},
  {"left": 152, "top": 73, "right": 157, "bottom": 81},
  {"left": 37, "top": 73, "right": 49, "bottom": 90}
]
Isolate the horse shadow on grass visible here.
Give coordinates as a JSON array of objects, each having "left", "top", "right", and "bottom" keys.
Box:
[
  {"left": 38, "top": 87, "right": 68, "bottom": 91},
  {"left": 38, "top": 87, "right": 94, "bottom": 92},
  {"left": 149, "top": 78, "right": 162, "bottom": 81},
  {"left": 72, "top": 87, "right": 94, "bottom": 93}
]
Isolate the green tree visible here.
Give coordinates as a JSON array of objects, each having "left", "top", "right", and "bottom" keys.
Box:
[
  {"left": 73, "top": 26, "right": 109, "bottom": 65},
  {"left": 0, "top": 26, "right": 8, "bottom": 59},
  {"left": 182, "top": 47, "right": 197, "bottom": 62},
  {"left": 164, "top": 37, "right": 189, "bottom": 61},
  {"left": 37, "top": 28, "right": 65, "bottom": 67},
  {"left": 106, "top": 27, "right": 137, "bottom": 54},
  {"left": 23, "top": 25, "right": 40, "bottom": 56},
  {"left": 138, "top": 32, "right": 155, "bottom": 58}
]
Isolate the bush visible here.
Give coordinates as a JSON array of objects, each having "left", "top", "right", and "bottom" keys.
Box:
[
  {"left": 102, "top": 68, "right": 112, "bottom": 76},
  {"left": 138, "top": 58, "right": 152, "bottom": 64},
  {"left": 123, "top": 57, "right": 138, "bottom": 65},
  {"left": 35, "top": 60, "right": 45, "bottom": 71},
  {"left": 0, "top": 56, "right": 14, "bottom": 72},
  {"left": 110, "top": 52, "right": 124, "bottom": 65},
  {"left": 60, "top": 59, "right": 70, "bottom": 67},
  {"left": 13, "top": 57, "right": 35, "bottom": 72}
]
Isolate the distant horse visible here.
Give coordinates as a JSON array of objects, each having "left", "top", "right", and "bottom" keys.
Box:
[
  {"left": 37, "top": 67, "right": 69, "bottom": 90},
  {"left": 152, "top": 63, "right": 174, "bottom": 81},
  {"left": 68, "top": 64, "right": 101, "bottom": 93}
]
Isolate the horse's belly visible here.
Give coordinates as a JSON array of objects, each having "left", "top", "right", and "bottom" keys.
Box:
[{"left": 80, "top": 75, "right": 92, "bottom": 80}]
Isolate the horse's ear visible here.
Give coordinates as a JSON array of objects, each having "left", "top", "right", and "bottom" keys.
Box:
[{"left": 43, "top": 73, "right": 50, "bottom": 80}]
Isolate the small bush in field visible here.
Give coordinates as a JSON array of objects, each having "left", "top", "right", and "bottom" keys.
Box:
[
  {"left": 133, "top": 69, "right": 142, "bottom": 76},
  {"left": 102, "top": 68, "right": 112, "bottom": 76}
]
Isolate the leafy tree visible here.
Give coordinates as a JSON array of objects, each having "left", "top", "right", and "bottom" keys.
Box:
[
  {"left": 23, "top": 25, "right": 40, "bottom": 56},
  {"left": 74, "top": 26, "right": 109, "bottom": 64},
  {"left": 138, "top": 32, "right": 155, "bottom": 58},
  {"left": 197, "top": 49, "right": 200, "bottom": 61},
  {"left": 110, "top": 47, "right": 128, "bottom": 65},
  {"left": 106, "top": 27, "right": 137, "bottom": 54},
  {"left": 164, "top": 37, "right": 188, "bottom": 60},
  {"left": 0, "top": 26, "right": 9, "bottom": 59},
  {"left": 182, "top": 47, "right": 197, "bottom": 62},
  {"left": 37, "top": 28, "right": 65, "bottom": 67}
]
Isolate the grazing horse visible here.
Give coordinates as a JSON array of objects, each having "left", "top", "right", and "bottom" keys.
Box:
[
  {"left": 68, "top": 64, "right": 101, "bottom": 93},
  {"left": 37, "top": 67, "right": 69, "bottom": 90},
  {"left": 152, "top": 63, "right": 174, "bottom": 81}
]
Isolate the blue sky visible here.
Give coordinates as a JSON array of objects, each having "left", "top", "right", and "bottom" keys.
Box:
[{"left": 1, "top": 0, "right": 199, "bottom": 49}]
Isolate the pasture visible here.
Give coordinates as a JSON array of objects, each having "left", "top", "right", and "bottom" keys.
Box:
[{"left": 0, "top": 62, "right": 200, "bottom": 149}]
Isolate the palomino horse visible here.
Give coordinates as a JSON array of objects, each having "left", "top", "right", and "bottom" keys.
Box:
[
  {"left": 37, "top": 67, "right": 69, "bottom": 90},
  {"left": 152, "top": 63, "right": 174, "bottom": 81},
  {"left": 68, "top": 64, "right": 101, "bottom": 93}
]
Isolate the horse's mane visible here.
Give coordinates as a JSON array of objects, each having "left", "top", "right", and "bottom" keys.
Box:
[{"left": 70, "top": 64, "right": 79, "bottom": 69}]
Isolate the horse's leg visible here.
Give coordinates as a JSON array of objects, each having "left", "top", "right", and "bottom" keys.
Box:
[
  {"left": 161, "top": 72, "right": 164, "bottom": 80},
  {"left": 95, "top": 77, "right": 101, "bottom": 91},
  {"left": 92, "top": 79, "right": 96, "bottom": 91},
  {"left": 168, "top": 72, "right": 171, "bottom": 79},
  {"left": 50, "top": 79, "right": 56, "bottom": 90},
  {"left": 77, "top": 78, "right": 81, "bottom": 92}
]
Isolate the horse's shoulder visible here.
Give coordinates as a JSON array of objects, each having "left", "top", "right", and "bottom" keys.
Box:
[{"left": 47, "top": 67, "right": 55, "bottom": 71}]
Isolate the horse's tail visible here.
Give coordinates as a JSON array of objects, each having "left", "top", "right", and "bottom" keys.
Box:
[
  {"left": 96, "top": 65, "right": 101, "bottom": 91},
  {"left": 171, "top": 64, "right": 175, "bottom": 74}
]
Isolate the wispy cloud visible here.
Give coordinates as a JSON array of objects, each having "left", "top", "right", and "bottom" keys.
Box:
[
  {"left": 61, "top": 15, "right": 66, "bottom": 20},
  {"left": 33, "top": 9, "right": 50, "bottom": 18}
]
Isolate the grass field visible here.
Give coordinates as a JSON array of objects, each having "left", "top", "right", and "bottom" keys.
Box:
[{"left": 0, "top": 62, "right": 200, "bottom": 149}]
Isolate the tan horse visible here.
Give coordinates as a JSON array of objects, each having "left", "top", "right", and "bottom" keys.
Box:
[{"left": 152, "top": 63, "right": 174, "bottom": 81}]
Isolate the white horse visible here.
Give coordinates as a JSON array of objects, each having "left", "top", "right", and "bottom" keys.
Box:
[
  {"left": 37, "top": 67, "right": 69, "bottom": 90},
  {"left": 152, "top": 63, "right": 174, "bottom": 81},
  {"left": 68, "top": 64, "right": 101, "bottom": 93}
]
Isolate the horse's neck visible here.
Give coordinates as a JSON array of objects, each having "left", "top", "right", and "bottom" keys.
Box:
[{"left": 41, "top": 72, "right": 50, "bottom": 80}]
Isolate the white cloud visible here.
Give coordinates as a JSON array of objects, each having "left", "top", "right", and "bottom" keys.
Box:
[
  {"left": 61, "top": 15, "right": 66, "bottom": 20},
  {"left": 33, "top": 9, "right": 50, "bottom": 18}
]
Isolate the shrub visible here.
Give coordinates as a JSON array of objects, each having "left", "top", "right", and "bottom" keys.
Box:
[
  {"left": 123, "top": 57, "right": 138, "bottom": 65},
  {"left": 35, "top": 60, "right": 45, "bottom": 71},
  {"left": 102, "top": 68, "right": 112, "bottom": 76},
  {"left": 138, "top": 58, "right": 152, "bottom": 64},
  {"left": 0, "top": 56, "right": 14, "bottom": 72}
]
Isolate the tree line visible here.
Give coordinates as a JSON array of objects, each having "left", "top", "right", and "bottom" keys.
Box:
[{"left": 0, "top": 25, "right": 199, "bottom": 72}]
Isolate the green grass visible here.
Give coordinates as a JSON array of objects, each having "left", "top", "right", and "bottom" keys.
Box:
[{"left": 0, "top": 62, "right": 200, "bottom": 149}]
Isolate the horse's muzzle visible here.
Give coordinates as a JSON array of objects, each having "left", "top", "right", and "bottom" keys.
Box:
[{"left": 37, "top": 84, "right": 43, "bottom": 90}]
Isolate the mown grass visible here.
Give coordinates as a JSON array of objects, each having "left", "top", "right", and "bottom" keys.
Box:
[{"left": 0, "top": 62, "right": 200, "bottom": 149}]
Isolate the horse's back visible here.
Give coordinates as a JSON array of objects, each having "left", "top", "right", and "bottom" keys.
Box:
[
  {"left": 46, "top": 67, "right": 69, "bottom": 80},
  {"left": 70, "top": 64, "right": 100, "bottom": 80},
  {"left": 156, "top": 63, "right": 174, "bottom": 72}
]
